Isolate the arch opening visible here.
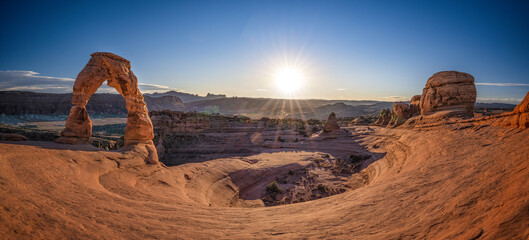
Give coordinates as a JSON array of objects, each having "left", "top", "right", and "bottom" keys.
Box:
[{"left": 55, "top": 52, "right": 158, "bottom": 164}]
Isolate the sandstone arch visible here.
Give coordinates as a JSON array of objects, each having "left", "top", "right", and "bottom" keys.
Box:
[{"left": 56, "top": 52, "right": 157, "bottom": 163}]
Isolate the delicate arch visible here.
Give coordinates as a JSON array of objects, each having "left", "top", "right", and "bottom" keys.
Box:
[{"left": 56, "top": 52, "right": 155, "bottom": 148}]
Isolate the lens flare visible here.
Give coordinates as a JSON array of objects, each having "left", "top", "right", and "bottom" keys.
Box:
[{"left": 275, "top": 68, "right": 303, "bottom": 94}]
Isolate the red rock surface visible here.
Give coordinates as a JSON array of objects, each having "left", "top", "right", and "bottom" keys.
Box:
[
  {"left": 374, "top": 109, "right": 391, "bottom": 126},
  {"left": 56, "top": 52, "right": 157, "bottom": 163},
  {"left": 409, "top": 95, "right": 421, "bottom": 117},
  {"left": 420, "top": 71, "right": 476, "bottom": 117},
  {"left": 388, "top": 102, "right": 410, "bottom": 127},
  {"left": 1, "top": 124, "right": 528, "bottom": 239},
  {"left": 492, "top": 91, "right": 529, "bottom": 129}
]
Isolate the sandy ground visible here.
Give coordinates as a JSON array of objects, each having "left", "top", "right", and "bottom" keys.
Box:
[{"left": 0, "top": 124, "right": 528, "bottom": 239}]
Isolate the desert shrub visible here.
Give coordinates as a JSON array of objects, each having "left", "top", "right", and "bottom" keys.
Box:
[
  {"left": 92, "top": 123, "right": 126, "bottom": 135},
  {"left": 294, "top": 138, "right": 299, "bottom": 142},
  {"left": 349, "top": 154, "right": 370, "bottom": 163},
  {"left": 316, "top": 184, "right": 326, "bottom": 192},
  {"left": 307, "top": 119, "right": 321, "bottom": 125},
  {"left": 266, "top": 181, "right": 282, "bottom": 193}
]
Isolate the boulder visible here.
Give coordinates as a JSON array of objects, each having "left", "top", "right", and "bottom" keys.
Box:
[
  {"left": 420, "top": 71, "right": 476, "bottom": 117},
  {"left": 323, "top": 112, "right": 340, "bottom": 132},
  {"left": 55, "top": 52, "right": 158, "bottom": 164}
]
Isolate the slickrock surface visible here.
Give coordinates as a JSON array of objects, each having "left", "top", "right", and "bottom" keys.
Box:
[
  {"left": 420, "top": 71, "right": 476, "bottom": 117},
  {"left": 55, "top": 52, "right": 157, "bottom": 164},
  {"left": 1, "top": 123, "right": 528, "bottom": 239}
]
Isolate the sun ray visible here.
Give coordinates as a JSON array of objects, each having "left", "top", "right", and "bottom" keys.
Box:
[{"left": 275, "top": 68, "right": 303, "bottom": 95}]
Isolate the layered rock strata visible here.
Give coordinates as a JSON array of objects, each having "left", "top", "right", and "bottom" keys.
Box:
[
  {"left": 419, "top": 71, "right": 476, "bottom": 117},
  {"left": 492, "top": 92, "right": 529, "bottom": 129}
]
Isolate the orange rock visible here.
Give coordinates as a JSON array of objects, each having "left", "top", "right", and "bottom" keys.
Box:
[
  {"left": 58, "top": 106, "right": 91, "bottom": 143},
  {"left": 514, "top": 92, "right": 529, "bottom": 114},
  {"left": 420, "top": 71, "right": 476, "bottom": 117},
  {"left": 494, "top": 92, "right": 529, "bottom": 129},
  {"left": 55, "top": 52, "right": 157, "bottom": 164},
  {"left": 409, "top": 95, "right": 421, "bottom": 117},
  {"left": 388, "top": 102, "right": 410, "bottom": 127},
  {"left": 374, "top": 109, "right": 391, "bottom": 126}
]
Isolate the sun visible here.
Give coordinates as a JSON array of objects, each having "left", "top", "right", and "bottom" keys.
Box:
[{"left": 275, "top": 68, "right": 303, "bottom": 94}]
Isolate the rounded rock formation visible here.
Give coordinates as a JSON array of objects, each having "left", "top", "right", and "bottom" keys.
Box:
[
  {"left": 56, "top": 52, "right": 157, "bottom": 164},
  {"left": 388, "top": 102, "right": 410, "bottom": 127},
  {"left": 420, "top": 71, "right": 476, "bottom": 117}
]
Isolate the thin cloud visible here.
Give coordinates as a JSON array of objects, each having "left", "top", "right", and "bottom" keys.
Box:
[
  {"left": 476, "top": 97, "right": 522, "bottom": 104},
  {"left": 256, "top": 88, "right": 270, "bottom": 92},
  {"left": 0, "top": 71, "right": 74, "bottom": 93},
  {"left": 0, "top": 70, "right": 177, "bottom": 94},
  {"left": 476, "top": 83, "right": 529, "bottom": 87},
  {"left": 382, "top": 96, "right": 410, "bottom": 102},
  {"left": 336, "top": 88, "right": 346, "bottom": 91}
]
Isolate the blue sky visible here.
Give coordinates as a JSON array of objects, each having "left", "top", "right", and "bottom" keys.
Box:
[{"left": 1, "top": 0, "right": 528, "bottom": 103}]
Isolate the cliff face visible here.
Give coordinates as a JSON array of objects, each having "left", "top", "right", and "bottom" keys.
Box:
[{"left": 0, "top": 91, "right": 183, "bottom": 115}]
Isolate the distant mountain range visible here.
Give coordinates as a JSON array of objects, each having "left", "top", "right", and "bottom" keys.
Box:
[
  {"left": 0, "top": 91, "right": 517, "bottom": 120},
  {"left": 0, "top": 91, "right": 184, "bottom": 116},
  {"left": 145, "top": 91, "right": 226, "bottom": 103},
  {"left": 183, "top": 97, "right": 394, "bottom": 119}
]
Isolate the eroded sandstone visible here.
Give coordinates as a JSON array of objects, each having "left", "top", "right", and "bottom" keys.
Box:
[
  {"left": 388, "top": 102, "right": 410, "bottom": 127},
  {"left": 56, "top": 52, "right": 157, "bottom": 164},
  {"left": 492, "top": 91, "right": 529, "bottom": 129},
  {"left": 420, "top": 71, "right": 476, "bottom": 117},
  {"left": 374, "top": 109, "right": 391, "bottom": 126},
  {"left": 409, "top": 95, "right": 421, "bottom": 117}
]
